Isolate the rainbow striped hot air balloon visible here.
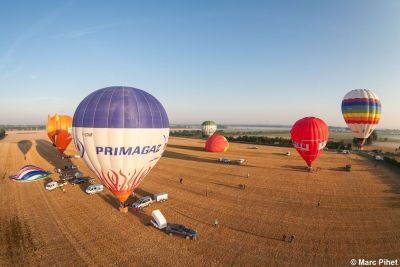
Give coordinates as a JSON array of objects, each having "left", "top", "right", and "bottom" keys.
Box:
[
  {"left": 9, "top": 165, "right": 51, "bottom": 182},
  {"left": 341, "top": 89, "right": 381, "bottom": 146}
]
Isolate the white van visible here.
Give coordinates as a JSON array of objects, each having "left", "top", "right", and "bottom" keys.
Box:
[
  {"left": 86, "top": 184, "right": 104, "bottom": 194},
  {"left": 153, "top": 192, "right": 168, "bottom": 202},
  {"left": 151, "top": 209, "right": 167, "bottom": 230},
  {"left": 45, "top": 181, "right": 60, "bottom": 191},
  {"left": 132, "top": 196, "right": 153, "bottom": 209}
]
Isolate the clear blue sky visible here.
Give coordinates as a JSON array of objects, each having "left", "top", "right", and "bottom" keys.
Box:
[{"left": 0, "top": 0, "right": 399, "bottom": 128}]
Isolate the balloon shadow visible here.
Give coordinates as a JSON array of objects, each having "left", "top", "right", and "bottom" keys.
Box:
[
  {"left": 168, "top": 144, "right": 205, "bottom": 152},
  {"left": 35, "top": 139, "right": 72, "bottom": 171},
  {"left": 163, "top": 150, "right": 217, "bottom": 164},
  {"left": 281, "top": 165, "right": 310, "bottom": 172},
  {"left": 17, "top": 140, "right": 32, "bottom": 160}
]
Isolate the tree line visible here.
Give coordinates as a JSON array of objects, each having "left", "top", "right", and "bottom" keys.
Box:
[
  {"left": 170, "top": 130, "right": 354, "bottom": 150},
  {"left": 0, "top": 128, "right": 5, "bottom": 139}
]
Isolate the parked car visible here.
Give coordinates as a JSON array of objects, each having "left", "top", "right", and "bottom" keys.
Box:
[
  {"left": 166, "top": 224, "right": 197, "bottom": 240},
  {"left": 85, "top": 184, "right": 103, "bottom": 194},
  {"left": 71, "top": 178, "right": 88, "bottom": 185},
  {"left": 60, "top": 174, "right": 75, "bottom": 181},
  {"left": 65, "top": 165, "right": 78, "bottom": 170},
  {"left": 132, "top": 196, "right": 153, "bottom": 209},
  {"left": 218, "top": 157, "right": 230, "bottom": 163},
  {"left": 375, "top": 155, "right": 384, "bottom": 161},
  {"left": 153, "top": 192, "right": 168, "bottom": 202}
]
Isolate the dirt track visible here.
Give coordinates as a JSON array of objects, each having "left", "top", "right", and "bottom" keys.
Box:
[{"left": 1, "top": 131, "right": 399, "bottom": 266}]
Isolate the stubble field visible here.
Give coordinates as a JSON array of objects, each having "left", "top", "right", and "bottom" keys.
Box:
[{"left": 0, "top": 131, "right": 399, "bottom": 266}]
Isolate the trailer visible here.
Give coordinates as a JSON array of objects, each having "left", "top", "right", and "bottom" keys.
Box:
[
  {"left": 153, "top": 192, "right": 168, "bottom": 202},
  {"left": 151, "top": 209, "right": 167, "bottom": 230}
]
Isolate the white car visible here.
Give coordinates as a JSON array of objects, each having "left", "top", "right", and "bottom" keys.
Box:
[
  {"left": 375, "top": 155, "right": 384, "bottom": 161},
  {"left": 86, "top": 184, "right": 104, "bottom": 194},
  {"left": 132, "top": 196, "right": 153, "bottom": 209}
]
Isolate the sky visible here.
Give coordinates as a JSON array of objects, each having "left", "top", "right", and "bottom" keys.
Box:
[{"left": 0, "top": 0, "right": 399, "bottom": 128}]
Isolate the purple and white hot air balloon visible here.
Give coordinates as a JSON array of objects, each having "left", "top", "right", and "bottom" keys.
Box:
[{"left": 72, "top": 86, "right": 169, "bottom": 209}]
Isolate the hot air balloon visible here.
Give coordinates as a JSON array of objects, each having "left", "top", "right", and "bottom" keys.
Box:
[
  {"left": 72, "top": 86, "right": 169, "bottom": 211},
  {"left": 9, "top": 165, "right": 51, "bottom": 182},
  {"left": 341, "top": 89, "right": 381, "bottom": 147},
  {"left": 290, "top": 117, "right": 329, "bottom": 168},
  {"left": 201, "top": 121, "right": 217, "bottom": 137},
  {"left": 205, "top": 134, "right": 229, "bottom": 152},
  {"left": 46, "top": 114, "right": 73, "bottom": 154}
]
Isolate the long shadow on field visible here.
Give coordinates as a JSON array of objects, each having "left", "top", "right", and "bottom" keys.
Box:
[
  {"left": 17, "top": 140, "right": 32, "bottom": 160},
  {"left": 212, "top": 182, "right": 241, "bottom": 190},
  {"left": 98, "top": 193, "right": 152, "bottom": 225},
  {"left": 35, "top": 139, "right": 72, "bottom": 171},
  {"left": 357, "top": 152, "right": 400, "bottom": 208},
  {"left": 134, "top": 188, "right": 154, "bottom": 198},
  {"left": 326, "top": 166, "right": 350, "bottom": 172},
  {"left": 163, "top": 150, "right": 216, "bottom": 164},
  {"left": 281, "top": 165, "right": 310, "bottom": 172},
  {"left": 168, "top": 144, "right": 205, "bottom": 152},
  {"left": 173, "top": 209, "right": 284, "bottom": 242},
  {"left": 98, "top": 193, "right": 120, "bottom": 209}
]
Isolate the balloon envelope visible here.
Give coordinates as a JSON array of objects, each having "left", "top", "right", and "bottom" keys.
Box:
[
  {"left": 72, "top": 86, "right": 169, "bottom": 204},
  {"left": 47, "top": 114, "right": 72, "bottom": 154},
  {"left": 205, "top": 134, "right": 229, "bottom": 152},
  {"left": 341, "top": 89, "right": 381, "bottom": 145},
  {"left": 201, "top": 121, "right": 217, "bottom": 137},
  {"left": 10, "top": 165, "right": 51, "bottom": 182},
  {"left": 290, "top": 117, "right": 329, "bottom": 167}
]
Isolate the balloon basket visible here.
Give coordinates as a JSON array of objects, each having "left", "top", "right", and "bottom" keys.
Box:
[{"left": 119, "top": 206, "right": 128, "bottom": 213}]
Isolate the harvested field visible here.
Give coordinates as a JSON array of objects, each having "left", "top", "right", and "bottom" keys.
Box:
[{"left": 0, "top": 131, "right": 399, "bottom": 266}]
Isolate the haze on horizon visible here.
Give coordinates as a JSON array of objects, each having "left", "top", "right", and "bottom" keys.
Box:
[{"left": 0, "top": 1, "right": 399, "bottom": 129}]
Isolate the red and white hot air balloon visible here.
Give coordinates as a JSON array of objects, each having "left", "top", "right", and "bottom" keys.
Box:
[{"left": 290, "top": 117, "right": 329, "bottom": 168}]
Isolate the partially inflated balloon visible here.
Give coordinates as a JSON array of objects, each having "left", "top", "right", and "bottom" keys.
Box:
[
  {"left": 72, "top": 86, "right": 169, "bottom": 204},
  {"left": 205, "top": 134, "right": 229, "bottom": 152},
  {"left": 341, "top": 89, "right": 381, "bottom": 146},
  {"left": 201, "top": 121, "right": 217, "bottom": 137},
  {"left": 290, "top": 117, "right": 329, "bottom": 167},
  {"left": 46, "top": 114, "right": 72, "bottom": 154}
]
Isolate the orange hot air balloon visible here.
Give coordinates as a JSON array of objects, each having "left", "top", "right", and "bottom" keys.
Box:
[{"left": 46, "top": 114, "right": 72, "bottom": 154}]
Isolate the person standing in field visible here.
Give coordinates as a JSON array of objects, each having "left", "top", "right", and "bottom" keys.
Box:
[
  {"left": 180, "top": 178, "right": 183, "bottom": 184},
  {"left": 290, "top": 235, "right": 295, "bottom": 242},
  {"left": 247, "top": 173, "right": 250, "bottom": 178},
  {"left": 214, "top": 219, "right": 219, "bottom": 227},
  {"left": 317, "top": 200, "right": 321, "bottom": 207},
  {"left": 282, "top": 234, "right": 286, "bottom": 241}
]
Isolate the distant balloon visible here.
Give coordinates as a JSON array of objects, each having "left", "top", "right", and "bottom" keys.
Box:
[
  {"left": 341, "top": 89, "right": 381, "bottom": 146},
  {"left": 201, "top": 121, "right": 217, "bottom": 137},
  {"left": 290, "top": 117, "right": 329, "bottom": 167},
  {"left": 46, "top": 114, "right": 72, "bottom": 154},
  {"left": 205, "top": 134, "right": 229, "bottom": 152},
  {"left": 72, "top": 86, "right": 169, "bottom": 206}
]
